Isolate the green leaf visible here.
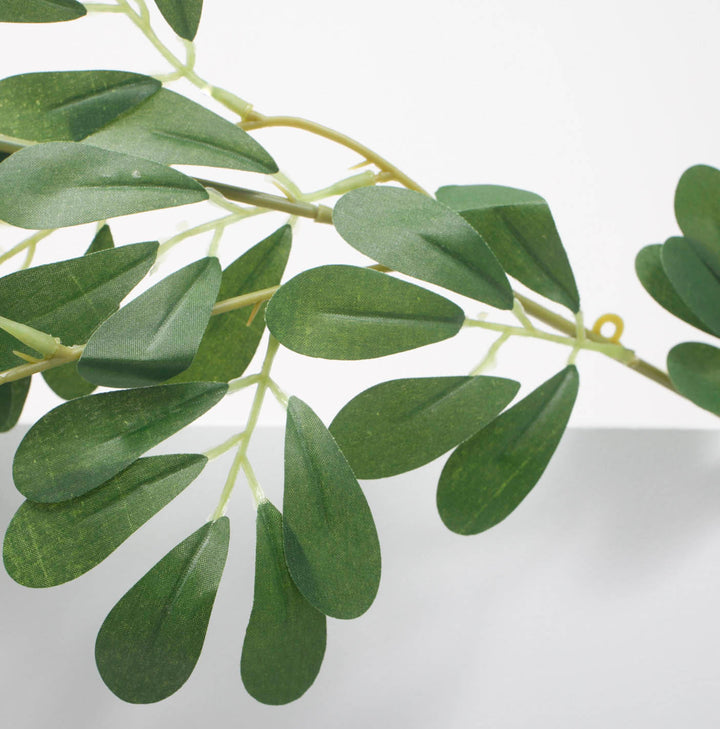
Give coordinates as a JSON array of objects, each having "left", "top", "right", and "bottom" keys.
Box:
[
  {"left": 4, "top": 454, "right": 207, "bottom": 588},
  {"left": 78, "top": 258, "right": 221, "bottom": 387},
  {"left": 667, "top": 342, "right": 720, "bottom": 417},
  {"left": 241, "top": 500, "right": 326, "bottom": 705},
  {"left": 333, "top": 187, "right": 513, "bottom": 309},
  {"left": 265, "top": 265, "right": 465, "bottom": 360},
  {"left": 84, "top": 88, "right": 277, "bottom": 173},
  {"left": 635, "top": 244, "right": 713, "bottom": 335},
  {"left": 661, "top": 237, "right": 720, "bottom": 337},
  {"left": 86, "top": 223, "right": 114, "bottom": 253},
  {"left": 283, "top": 397, "right": 381, "bottom": 619},
  {"left": 13, "top": 381, "right": 227, "bottom": 503},
  {"left": 0, "top": 142, "right": 208, "bottom": 229},
  {"left": 95, "top": 517, "right": 229, "bottom": 704},
  {"left": 153, "top": 0, "right": 202, "bottom": 41},
  {"left": 330, "top": 376, "right": 520, "bottom": 479},
  {"left": 0, "top": 0, "right": 86, "bottom": 23},
  {"left": 0, "top": 241, "right": 158, "bottom": 371},
  {"left": 172, "top": 226, "right": 291, "bottom": 383},
  {"left": 437, "top": 366, "right": 579, "bottom": 535},
  {"left": 0, "top": 71, "right": 160, "bottom": 142},
  {"left": 436, "top": 184, "right": 580, "bottom": 312},
  {"left": 0, "top": 377, "right": 30, "bottom": 432}
]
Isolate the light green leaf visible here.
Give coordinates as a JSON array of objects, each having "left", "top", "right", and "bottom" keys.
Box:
[
  {"left": 436, "top": 184, "right": 580, "bottom": 312},
  {"left": 333, "top": 187, "right": 512, "bottom": 309},
  {"left": 265, "top": 265, "right": 465, "bottom": 360},
  {"left": 667, "top": 342, "right": 720, "bottom": 417},
  {"left": 0, "top": 71, "right": 160, "bottom": 142},
  {"left": 173, "top": 226, "right": 291, "bottom": 383},
  {"left": 283, "top": 397, "right": 381, "bottom": 619},
  {"left": 13, "top": 381, "right": 227, "bottom": 503},
  {"left": 241, "top": 500, "right": 326, "bottom": 705},
  {"left": 153, "top": 0, "right": 202, "bottom": 41},
  {"left": 0, "top": 142, "right": 208, "bottom": 229},
  {"left": 79, "top": 258, "right": 221, "bottom": 387},
  {"left": 96, "top": 517, "right": 229, "bottom": 704},
  {"left": 437, "top": 366, "right": 578, "bottom": 535},
  {"left": 0, "top": 0, "right": 86, "bottom": 23},
  {"left": 0, "top": 377, "right": 30, "bottom": 432},
  {"left": 4, "top": 454, "right": 207, "bottom": 587},
  {"left": 330, "top": 376, "right": 520, "bottom": 479}
]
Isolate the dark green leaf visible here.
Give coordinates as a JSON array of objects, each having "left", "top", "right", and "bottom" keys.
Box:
[
  {"left": 0, "top": 0, "right": 86, "bottom": 23},
  {"left": 13, "top": 381, "right": 227, "bottom": 502},
  {"left": 265, "top": 265, "right": 465, "bottom": 359},
  {"left": 436, "top": 184, "right": 580, "bottom": 312},
  {"left": 241, "top": 500, "right": 326, "bottom": 705},
  {"left": 153, "top": 0, "right": 202, "bottom": 40},
  {"left": 86, "top": 223, "right": 114, "bottom": 253},
  {"left": 0, "top": 71, "right": 160, "bottom": 142},
  {"left": 79, "top": 258, "right": 221, "bottom": 387},
  {"left": 437, "top": 366, "right": 578, "bottom": 535},
  {"left": 330, "top": 376, "right": 520, "bottom": 479},
  {"left": 173, "top": 226, "right": 291, "bottom": 383},
  {"left": 0, "top": 142, "right": 208, "bottom": 229},
  {"left": 667, "top": 342, "right": 720, "bottom": 417},
  {"left": 0, "top": 377, "right": 30, "bottom": 432},
  {"left": 334, "top": 187, "right": 512, "bottom": 309},
  {"left": 95, "top": 517, "right": 229, "bottom": 703},
  {"left": 4, "top": 454, "right": 207, "bottom": 587},
  {"left": 283, "top": 397, "right": 381, "bottom": 619}
]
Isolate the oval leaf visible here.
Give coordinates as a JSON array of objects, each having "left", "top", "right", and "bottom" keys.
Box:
[
  {"left": 334, "top": 187, "right": 512, "bottom": 309},
  {"left": 154, "top": 0, "right": 202, "bottom": 40},
  {"left": 330, "top": 376, "right": 520, "bottom": 479},
  {"left": 283, "top": 397, "right": 381, "bottom": 619},
  {"left": 667, "top": 342, "right": 720, "bottom": 417},
  {"left": 241, "top": 500, "right": 326, "bottom": 705},
  {"left": 0, "top": 142, "right": 208, "bottom": 229},
  {"left": 79, "top": 258, "right": 222, "bottom": 387},
  {"left": 436, "top": 184, "right": 580, "bottom": 312},
  {"left": 265, "top": 265, "right": 465, "bottom": 360},
  {"left": 13, "top": 381, "right": 227, "bottom": 502},
  {"left": 437, "top": 366, "right": 579, "bottom": 535},
  {"left": 0, "top": 377, "right": 30, "bottom": 432},
  {"left": 4, "top": 454, "right": 207, "bottom": 587},
  {"left": 0, "top": 0, "right": 86, "bottom": 22},
  {"left": 95, "top": 517, "right": 229, "bottom": 703}
]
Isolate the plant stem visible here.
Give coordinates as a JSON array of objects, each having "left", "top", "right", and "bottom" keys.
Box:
[
  {"left": 0, "top": 345, "right": 83, "bottom": 385},
  {"left": 0, "top": 230, "right": 53, "bottom": 268}
]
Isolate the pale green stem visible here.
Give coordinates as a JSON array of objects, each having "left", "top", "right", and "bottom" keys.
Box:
[
  {"left": 268, "top": 378, "right": 289, "bottom": 408},
  {"left": 0, "top": 230, "right": 53, "bottom": 268},
  {"left": 241, "top": 458, "right": 264, "bottom": 508},
  {"left": 203, "top": 430, "right": 247, "bottom": 461},
  {"left": 85, "top": 3, "right": 125, "bottom": 12},
  {"left": 207, "top": 225, "right": 224, "bottom": 258},
  {"left": 227, "top": 373, "right": 262, "bottom": 394},
  {"left": 21, "top": 240, "right": 38, "bottom": 270},
  {"left": 469, "top": 331, "right": 511, "bottom": 375},
  {"left": 568, "top": 312, "right": 586, "bottom": 365},
  {"left": 157, "top": 212, "right": 247, "bottom": 258},
  {"left": 512, "top": 298, "right": 535, "bottom": 331},
  {"left": 272, "top": 172, "right": 304, "bottom": 201}
]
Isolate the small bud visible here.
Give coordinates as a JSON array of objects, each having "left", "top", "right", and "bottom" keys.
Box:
[{"left": 0, "top": 315, "right": 60, "bottom": 358}]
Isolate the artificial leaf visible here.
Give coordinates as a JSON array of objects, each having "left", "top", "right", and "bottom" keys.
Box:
[
  {"left": 153, "top": 0, "right": 202, "bottom": 41},
  {"left": 265, "top": 265, "right": 465, "bottom": 359},
  {"left": 330, "top": 376, "right": 520, "bottom": 479},
  {"left": 333, "top": 187, "right": 513, "bottom": 309},
  {"left": 79, "top": 258, "right": 221, "bottom": 387},
  {"left": 667, "top": 342, "right": 720, "bottom": 417},
  {"left": 0, "top": 0, "right": 86, "bottom": 23},
  {"left": 84, "top": 88, "right": 277, "bottom": 173},
  {"left": 4, "top": 454, "right": 207, "bottom": 587},
  {"left": 86, "top": 223, "right": 114, "bottom": 253},
  {"left": 283, "top": 397, "right": 381, "bottom": 619},
  {"left": 95, "top": 517, "right": 229, "bottom": 703},
  {"left": 0, "top": 377, "right": 30, "bottom": 432},
  {"left": 241, "top": 500, "right": 326, "bottom": 705},
  {"left": 13, "top": 381, "right": 227, "bottom": 503},
  {"left": 0, "top": 142, "right": 208, "bottom": 229},
  {"left": 436, "top": 184, "right": 580, "bottom": 312},
  {"left": 0, "top": 71, "right": 160, "bottom": 142},
  {"left": 437, "top": 366, "right": 579, "bottom": 535},
  {"left": 172, "top": 226, "right": 291, "bottom": 383}
]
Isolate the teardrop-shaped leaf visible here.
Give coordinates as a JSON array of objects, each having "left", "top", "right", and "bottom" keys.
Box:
[
  {"left": 0, "top": 142, "right": 208, "bottom": 229},
  {"left": 661, "top": 237, "right": 720, "bottom": 337},
  {"left": 0, "top": 0, "right": 86, "bottom": 23},
  {"left": 79, "top": 258, "right": 221, "bottom": 387},
  {"left": 0, "top": 241, "right": 158, "bottom": 371},
  {"left": 4, "top": 454, "right": 207, "bottom": 587},
  {"left": 436, "top": 184, "right": 580, "bottom": 312},
  {"left": 173, "top": 226, "right": 291, "bottom": 383},
  {"left": 0, "top": 377, "right": 30, "bottom": 432},
  {"left": 241, "top": 500, "right": 326, "bottom": 705},
  {"left": 84, "top": 88, "right": 277, "bottom": 173},
  {"left": 437, "top": 366, "right": 579, "bottom": 535},
  {"left": 667, "top": 342, "right": 720, "bottom": 417},
  {"left": 283, "top": 397, "right": 381, "bottom": 619},
  {"left": 0, "top": 71, "right": 160, "bottom": 142},
  {"left": 635, "top": 244, "right": 713, "bottom": 335},
  {"left": 334, "top": 187, "right": 512, "bottom": 309},
  {"left": 265, "top": 265, "right": 464, "bottom": 359},
  {"left": 153, "top": 0, "right": 202, "bottom": 40},
  {"left": 95, "top": 517, "right": 229, "bottom": 704},
  {"left": 13, "top": 381, "right": 227, "bottom": 503},
  {"left": 330, "top": 376, "right": 520, "bottom": 479},
  {"left": 86, "top": 223, "right": 114, "bottom": 253}
]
